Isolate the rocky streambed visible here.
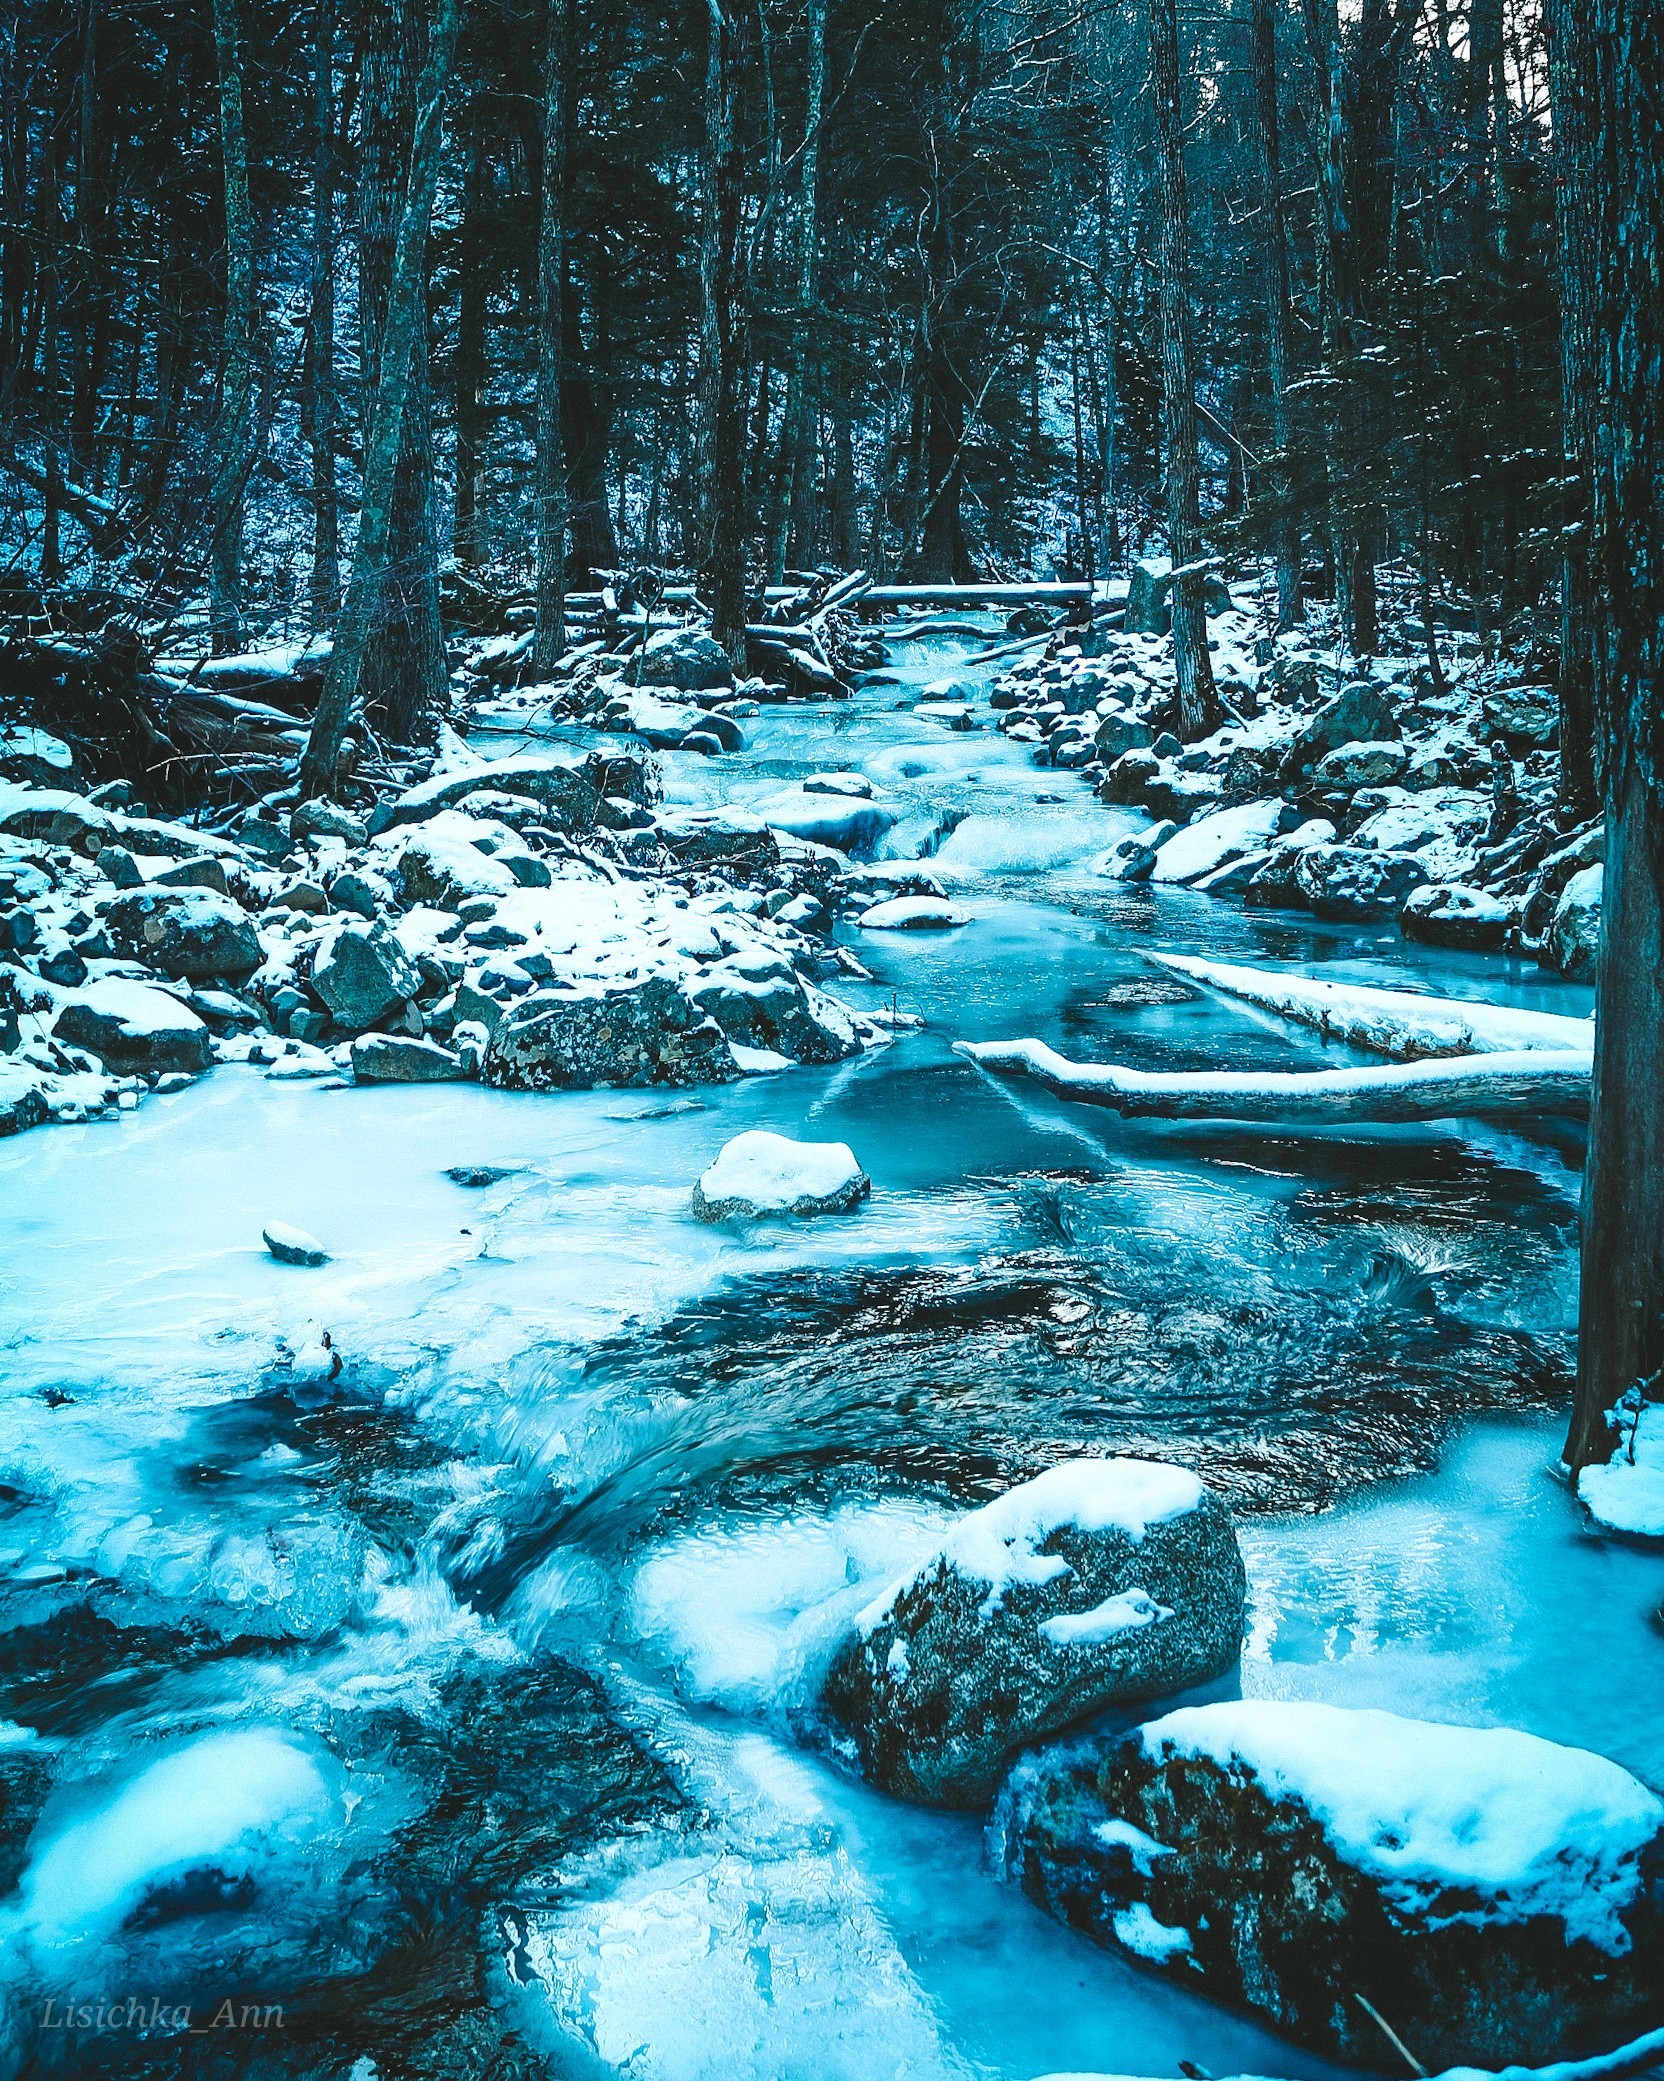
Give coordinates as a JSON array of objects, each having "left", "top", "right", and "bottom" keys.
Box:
[{"left": 0, "top": 613, "right": 1655, "bottom": 2081}]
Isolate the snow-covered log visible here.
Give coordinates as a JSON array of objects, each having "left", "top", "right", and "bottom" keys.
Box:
[
  {"left": 1146, "top": 954, "right": 1593, "bottom": 1060},
  {"left": 953, "top": 1038, "right": 1591, "bottom": 1122}
]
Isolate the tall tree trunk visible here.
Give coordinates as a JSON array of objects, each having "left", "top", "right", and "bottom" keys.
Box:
[
  {"left": 1546, "top": 0, "right": 1600, "bottom": 817},
  {"left": 453, "top": 109, "right": 489, "bottom": 571},
  {"left": 209, "top": 0, "right": 254, "bottom": 654},
  {"left": 71, "top": 0, "right": 106, "bottom": 493},
  {"left": 309, "top": 0, "right": 339, "bottom": 629},
  {"left": 356, "top": 0, "right": 446, "bottom": 742},
  {"left": 766, "top": 0, "right": 825, "bottom": 583},
  {"left": 699, "top": 0, "right": 748, "bottom": 663},
  {"left": 1565, "top": 0, "right": 1664, "bottom": 1470},
  {"left": 1150, "top": 0, "right": 1217, "bottom": 737},
  {"left": 1250, "top": 0, "right": 1301, "bottom": 632},
  {"left": 532, "top": 0, "right": 569, "bottom": 673},
  {"left": 300, "top": 0, "right": 459, "bottom": 798}
]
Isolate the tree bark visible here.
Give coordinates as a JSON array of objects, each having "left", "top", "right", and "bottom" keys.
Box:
[
  {"left": 1249, "top": 0, "right": 1301, "bottom": 632},
  {"left": 699, "top": 0, "right": 748, "bottom": 664},
  {"left": 532, "top": 0, "right": 569, "bottom": 673},
  {"left": 453, "top": 107, "right": 490, "bottom": 572},
  {"left": 299, "top": 0, "right": 459, "bottom": 799},
  {"left": 1566, "top": 0, "right": 1664, "bottom": 1470},
  {"left": 209, "top": 0, "right": 255, "bottom": 654},
  {"left": 766, "top": 0, "right": 825, "bottom": 584},
  {"left": 1150, "top": 0, "right": 1217, "bottom": 736},
  {"left": 308, "top": 0, "right": 339, "bottom": 628}
]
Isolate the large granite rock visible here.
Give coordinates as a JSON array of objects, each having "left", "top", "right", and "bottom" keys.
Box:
[
  {"left": 102, "top": 887, "right": 262, "bottom": 981},
  {"left": 483, "top": 974, "right": 738, "bottom": 1089},
  {"left": 350, "top": 1033, "right": 465, "bottom": 1082},
  {"left": 639, "top": 628, "right": 735, "bottom": 693},
  {"left": 657, "top": 809, "right": 782, "bottom": 879},
  {"left": 1401, "top": 883, "right": 1512, "bottom": 952},
  {"left": 819, "top": 1459, "right": 1245, "bottom": 1809},
  {"left": 687, "top": 952, "right": 861, "bottom": 1064},
  {"left": 1547, "top": 862, "right": 1602, "bottom": 981},
  {"left": 310, "top": 921, "right": 423, "bottom": 1030},
  {"left": 376, "top": 755, "right": 605, "bottom": 834},
  {"left": 53, "top": 979, "right": 212, "bottom": 1075},
  {"left": 1294, "top": 844, "right": 1428, "bottom": 920},
  {"left": 1284, "top": 681, "right": 1399, "bottom": 778},
  {"left": 997, "top": 1700, "right": 1664, "bottom": 2069}
]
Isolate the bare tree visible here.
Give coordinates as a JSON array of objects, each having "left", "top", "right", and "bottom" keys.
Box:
[
  {"left": 533, "top": 0, "right": 569, "bottom": 675},
  {"left": 700, "top": 0, "right": 749, "bottom": 665},
  {"left": 308, "top": 0, "right": 339, "bottom": 629},
  {"left": 1249, "top": 0, "right": 1301, "bottom": 633},
  {"left": 208, "top": 0, "right": 254, "bottom": 653}
]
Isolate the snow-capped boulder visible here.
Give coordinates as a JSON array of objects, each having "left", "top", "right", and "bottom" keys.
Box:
[
  {"left": 657, "top": 808, "right": 781, "bottom": 879},
  {"left": 640, "top": 627, "right": 734, "bottom": 693},
  {"left": 376, "top": 753, "right": 605, "bottom": 833},
  {"left": 262, "top": 1220, "right": 330, "bottom": 1266},
  {"left": 484, "top": 975, "right": 737, "bottom": 1090},
  {"left": 1097, "top": 822, "right": 1178, "bottom": 883},
  {"left": 1312, "top": 740, "right": 1408, "bottom": 790},
  {"left": 0, "top": 728, "right": 75, "bottom": 788},
  {"left": 688, "top": 953, "right": 861, "bottom": 1064},
  {"left": 804, "top": 771, "right": 873, "bottom": 799},
  {"left": 309, "top": 920, "right": 422, "bottom": 1031},
  {"left": 349, "top": 1033, "right": 465, "bottom": 1083},
  {"left": 820, "top": 1460, "right": 1245, "bottom": 1809},
  {"left": 1294, "top": 844, "right": 1429, "bottom": 920},
  {"left": 291, "top": 797, "right": 367, "bottom": 845},
  {"left": 1483, "top": 684, "right": 1559, "bottom": 751},
  {"left": 1401, "top": 883, "right": 1512, "bottom": 952},
  {"left": 755, "top": 787, "right": 897, "bottom": 857},
  {"left": 102, "top": 887, "right": 262, "bottom": 981},
  {"left": 1150, "top": 800, "right": 1295, "bottom": 886},
  {"left": 997, "top": 1700, "right": 1664, "bottom": 2068},
  {"left": 1284, "top": 681, "right": 1399, "bottom": 776},
  {"left": 691, "top": 1129, "right": 870, "bottom": 1220},
  {"left": 857, "top": 894, "right": 967, "bottom": 930},
  {"left": 52, "top": 979, "right": 212, "bottom": 1076},
  {"left": 1547, "top": 863, "right": 1602, "bottom": 982},
  {"left": 1094, "top": 709, "right": 1155, "bottom": 761}
]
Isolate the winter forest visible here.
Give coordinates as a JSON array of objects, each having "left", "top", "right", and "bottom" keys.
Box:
[{"left": 1, "top": 0, "right": 1663, "bottom": 2071}]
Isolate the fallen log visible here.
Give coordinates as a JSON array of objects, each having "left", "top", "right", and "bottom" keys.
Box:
[
  {"left": 953, "top": 1037, "right": 1592, "bottom": 1122},
  {"left": 1146, "top": 953, "right": 1593, "bottom": 1060}
]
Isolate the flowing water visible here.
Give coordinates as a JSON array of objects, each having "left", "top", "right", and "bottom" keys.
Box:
[{"left": 0, "top": 623, "right": 1651, "bottom": 2081}]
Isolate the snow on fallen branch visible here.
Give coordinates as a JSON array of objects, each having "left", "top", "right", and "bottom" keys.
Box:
[
  {"left": 1147, "top": 953, "right": 1594, "bottom": 1061},
  {"left": 952, "top": 1037, "right": 1591, "bottom": 1122}
]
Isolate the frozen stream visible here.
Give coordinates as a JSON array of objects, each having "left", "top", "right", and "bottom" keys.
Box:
[{"left": 0, "top": 624, "right": 1650, "bottom": 2081}]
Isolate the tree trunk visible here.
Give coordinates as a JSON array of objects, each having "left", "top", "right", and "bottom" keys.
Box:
[
  {"left": 532, "top": 0, "right": 569, "bottom": 674},
  {"left": 1565, "top": 0, "right": 1664, "bottom": 1470},
  {"left": 209, "top": 0, "right": 255, "bottom": 654},
  {"left": 699, "top": 0, "right": 748, "bottom": 663},
  {"left": 1250, "top": 0, "right": 1301, "bottom": 632},
  {"left": 355, "top": 0, "right": 446, "bottom": 742},
  {"left": 453, "top": 109, "right": 490, "bottom": 571},
  {"left": 308, "top": 0, "right": 339, "bottom": 629},
  {"left": 1150, "top": 0, "right": 1217, "bottom": 737},
  {"left": 299, "top": 0, "right": 459, "bottom": 799},
  {"left": 766, "top": 0, "right": 825, "bottom": 584},
  {"left": 1545, "top": 0, "right": 1600, "bottom": 817}
]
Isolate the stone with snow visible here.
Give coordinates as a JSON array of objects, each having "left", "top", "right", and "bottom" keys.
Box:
[
  {"left": 1578, "top": 1392, "right": 1664, "bottom": 1539},
  {"left": 691, "top": 1129, "right": 870, "bottom": 1220},
  {"left": 1284, "top": 681, "right": 1398, "bottom": 776},
  {"left": 639, "top": 627, "right": 734, "bottom": 693},
  {"left": 52, "top": 979, "right": 212, "bottom": 1076},
  {"left": 803, "top": 771, "right": 873, "bottom": 799},
  {"left": 291, "top": 797, "right": 368, "bottom": 845},
  {"left": 1094, "top": 709, "right": 1155, "bottom": 761},
  {"left": 262, "top": 1220, "right": 330, "bottom": 1266},
  {"left": 997, "top": 1699, "right": 1664, "bottom": 2068},
  {"left": 0, "top": 728, "right": 75, "bottom": 788},
  {"left": 1150, "top": 800, "right": 1296, "bottom": 887},
  {"left": 687, "top": 952, "right": 861, "bottom": 1064},
  {"left": 1548, "top": 863, "right": 1601, "bottom": 982},
  {"left": 755, "top": 787, "right": 897, "bottom": 857},
  {"left": 310, "top": 920, "right": 423, "bottom": 1031},
  {"left": 1401, "top": 883, "right": 1512, "bottom": 952},
  {"left": 350, "top": 1032, "right": 465, "bottom": 1083},
  {"left": 657, "top": 807, "right": 781, "bottom": 879},
  {"left": 1294, "top": 844, "right": 1429, "bottom": 920},
  {"left": 1312, "top": 740, "right": 1408, "bottom": 790},
  {"left": 857, "top": 894, "right": 967, "bottom": 931},
  {"left": 377, "top": 754, "right": 606, "bottom": 834},
  {"left": 820, "top": 1459, "right": 1245, "bottom": 1808},
  {"left": 1483, "top": 684, "right": 1559, "bottom": 751},
  {"left": 484, "top": 975, "right": 737, "bottom": 1090},
  {"left": 102, "top": 886, "right": 262, "bottom": 981}
]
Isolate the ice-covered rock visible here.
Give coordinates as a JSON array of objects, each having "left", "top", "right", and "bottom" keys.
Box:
[
  {"left": 262, "top": 1220, "right": 330, "bottom": 1265},
  {"left": 1548, "top": 863, "right": 1602, "bottom": 981},
  {"left": 102, "top": 886, "right": 262, "bottom": 981},
  {"left": 349, "top": 1033, "right": 465, "bottom": 1083},
  {"left": 310, "top": 920, "right": 422, "bottom": 1030},
  {"left": 997, "top": 1700, "right": 1664, "bottom": 2068},
  {"left": 1401, "top": 883, "right": 1512, "bottom": 952},
  {"left": 803, "top": 771, "right": 873, "bottom": 798},
  {"left": 755, "top": 787, "right": 897, "bottom": 857},
  {"left": 1149, "top": 800, "right": 1294, "bottom": 886},
  {"left": 857, "top": 895, "right": 967, "bottom": 930},
  {"left": 820, "top": 1460, "right": 1244, "bottom": 1808},
  {"left": 52, "top": 978, "right": 212, "bottom": 1075},
  {"left": 692, "top": 1130, "right": 871, "bottom": 1220},
  {"left": 484, "top": 975, "right": 737, "bottom": 1090},
  {"left": 1295, "top": 844, "right": 1429, "bottom": 920}
]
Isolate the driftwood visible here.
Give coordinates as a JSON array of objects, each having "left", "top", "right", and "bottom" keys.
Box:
[{"left": 954, "top": 1036, "right": 1592, "bottom": 1122}]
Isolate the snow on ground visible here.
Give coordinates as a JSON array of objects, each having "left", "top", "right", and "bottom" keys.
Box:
[{"left": 1577, "top": 1393, "right": 1664, "bottom": 1539}]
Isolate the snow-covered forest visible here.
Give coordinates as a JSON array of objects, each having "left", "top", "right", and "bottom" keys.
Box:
[{"left": 0, "top": 0, "right": 1662, "bottom": 2073}]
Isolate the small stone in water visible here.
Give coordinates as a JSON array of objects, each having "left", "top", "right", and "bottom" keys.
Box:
[{"left": 263, "top": 1220, "right": 330, "bottom": 1266}]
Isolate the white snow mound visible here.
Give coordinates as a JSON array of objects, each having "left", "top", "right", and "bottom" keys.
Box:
[
  {"left": 693, "top": 1130, "right": 869, "bottom": 1218},
  {"left": 858, "top": 895, "right": 968, "bottom": 930}
]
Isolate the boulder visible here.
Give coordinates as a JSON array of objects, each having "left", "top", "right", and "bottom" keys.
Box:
[
  {"left": 1122, "top": 561, "right": 1231, "bottom": 638},
  {"left": 1547, "top": 862, "right": 1602, "bottom": 981},
  {"left": 311, "top": 921, "right": 423, "bottom": 1030},
  {"left": 754, "top": 788, "right": 897, "bottom": 857},
  {"left": 687, "top": 953, "right": 862, "bottom": 1064},
  {"left": 263, "top": 1220, "right": 329, "bottom": 1266},
  {"left": 1294, "top": 844, "right": 1429, "bottom": 920},
  {"left": 350, "top": 1032, "right": 465, "bottom": 1083},
  {"left": 1284, "top": 681, "right": 1399, "bottom": 776},
  {"left": 639, "top": 627, "right": 735, "bottom": 693},
  {"left": 804, "top": 771, "right": 873, "bottom": 799},
  {"left": 857, "top": 895, "right": 967, "bottom": 930},
  {"left": 0, "top": 728, "right": 75, "bottom": 788},
  {"left": 692, "top": 1130, "right": 870, "bottom": 1219},
  {"left": 1312, "top": 740, "right": 1409, "bottom": 791},
  {"left": 1094, "top": 710, "right": 1155, "bottom": 761},
  {"left": 292, "top": 797, "right": 368, "bottom": 845},
  {"left": 1149, "top": 800, "right": 1295, "bottom": 886},
  {"left": 149, "top": 856, "right": 230, "bottom": 895},
  {"left": 1241, "top": 822, "right": 1337, "bottom": 910},
  {"left": 483, "top": 974, "right": 738, "bottom": 1089},
  {"left": 657, "top": 809, "right": 781, "bottom": 880},
  {"left": 1483, "top": 684, "right": 1559, "bottom": 752},
  {"left": 102, "top": 887, "right": 262, "bottom": 981},
  {"left": 1401, "top": 883, "right": 1512, "bottom": 953},
  {"left": 53, "top": 980, "right": 212, "bottom": 1075},
  {"left": 377, "top": 755, "right": 603, "bottom": 834},
  {"left": 997, "top": 1699, "right": 1664, "bottom": 2069},
  {"left": 820, "top": 1459, "right": 1245, "bottom": 1809}
]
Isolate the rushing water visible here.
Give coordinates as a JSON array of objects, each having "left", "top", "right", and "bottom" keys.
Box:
[{"left": 0, "top": 621, "right": 1648, "bottom": 2081}]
